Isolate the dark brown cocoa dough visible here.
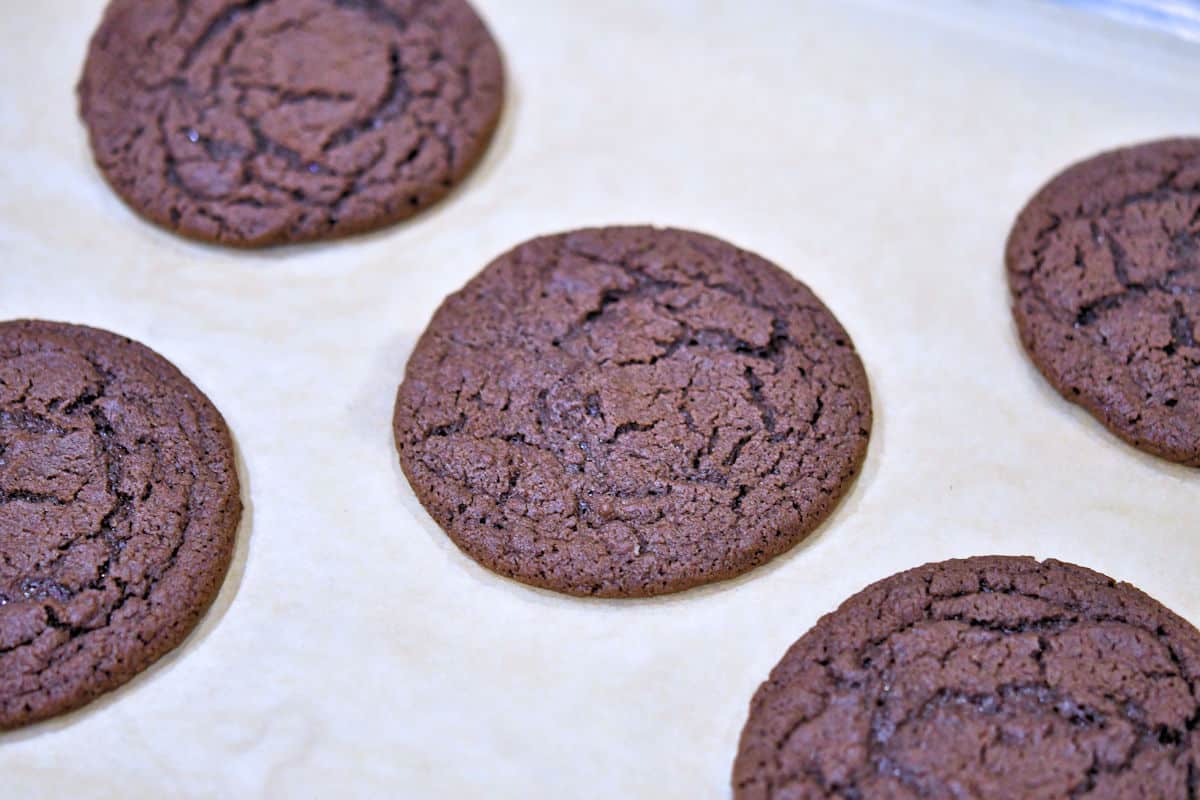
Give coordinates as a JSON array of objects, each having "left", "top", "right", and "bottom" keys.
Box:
[
  {"left": 393, "top": 227, "right": 872, "bottom": 598},
  {"left": 1007, "top": 138, "right": 1200, "bottom": 466},
  {"left": 0, "top": 320, "right": 241, "bottom": 730},
  {"left": 78, "top": 0, "right": 505, "bottom": 247},
  {"left": 733, "top": 556, "right": 1200, "bottom": 799}
]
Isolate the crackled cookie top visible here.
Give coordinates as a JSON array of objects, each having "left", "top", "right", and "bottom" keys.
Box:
[
  {"left": 733, "top": 556, "right": 1200, "bottom": 799},
  {"left": 393, "top": 227, "right": 872, "bottom": 597},
  {"left": 78, "top": 0, "right": 504, "bottom": 247},
  {"left": 0, "top": 321, "right": 241, "bottom": 729},
  {"left": 1007, "top": 138, "right": 1200, "bottom": 466}
]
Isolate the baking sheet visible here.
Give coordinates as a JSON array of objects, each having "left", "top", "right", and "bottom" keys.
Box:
[{"left": 1, "top": 1, "right": 1197, "bottom": 797}]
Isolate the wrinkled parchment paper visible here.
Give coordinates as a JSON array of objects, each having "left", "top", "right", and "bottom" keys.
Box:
[{"left": 1, "top": 1, "right": 1196, "bottom": 797}]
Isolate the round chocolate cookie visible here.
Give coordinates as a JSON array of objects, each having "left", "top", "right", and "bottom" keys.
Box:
[
  {"left": 1007, "top": 138, "right": 1200, "bottom": 466},
  {"left": 78, "top": 0, "right": 504, "bottom": 247},
  {"left": 394, "top": 227, "right": 872, "bottom": 597},
  {"left": 733, "top": 556, "right": 1200, "bottom": 799},
  {"left": 0, "top": 321, "right": 241, "bottom": 729}
]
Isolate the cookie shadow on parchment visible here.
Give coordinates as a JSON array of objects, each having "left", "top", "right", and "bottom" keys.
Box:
[
  {"left": 346, "top": 328, "right": 422, "bottom": 450},
  {"left": 346, "top": 326, "right": 449, "bottom": 544},
  {"left": 0, "top": 436, "right": 255, "bottom": 744},
  {"left": 373, "top": 329, "right": 887, "bottom": 609}
]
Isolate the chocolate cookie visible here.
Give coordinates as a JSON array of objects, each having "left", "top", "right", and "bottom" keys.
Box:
[
  {"left": 78, "top": 0, "right": 504, "bottom": 247},
  {"left": 0, "top": 321, "right": 241, "bottom": 729},
  {"left": 1007, "top": 138, "right": 1200, "bottom": 466},
  {"left": 732, "top": 556, "right": 1200, "bottom": 799},
  {"left": 393, "top": 227, "right": 872, "bottom": 597}
]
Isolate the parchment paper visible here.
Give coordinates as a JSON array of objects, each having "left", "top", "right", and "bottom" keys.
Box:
[{"left": 1, "top": 1, "right": 1197, "bottom": 797}]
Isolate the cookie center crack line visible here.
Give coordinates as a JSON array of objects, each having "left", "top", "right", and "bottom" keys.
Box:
[{"left": 181, "top": 0, "right": 275, "bottom": 70}]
